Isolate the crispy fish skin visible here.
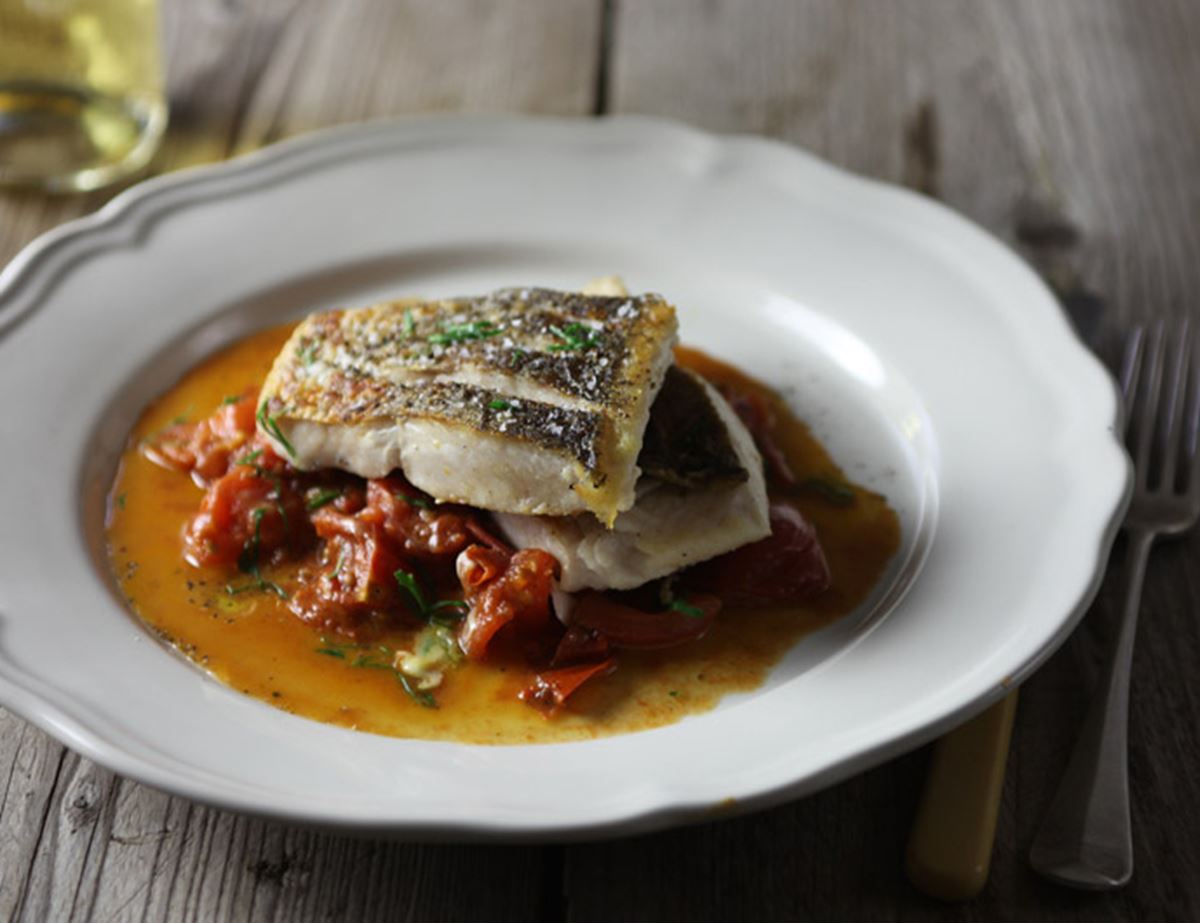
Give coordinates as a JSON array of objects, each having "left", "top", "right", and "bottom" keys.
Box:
[
  {"left": 637, "top": 366, "right": 749, "bottom": 488},
  {"left": 258, "top": 288, "right": 678, "bottom": 523},
  {"left": 494, "top": 372, "right": 771, "bottom": 593}
]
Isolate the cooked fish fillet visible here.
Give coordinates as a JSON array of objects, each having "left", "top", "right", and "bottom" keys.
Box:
[
  {"left": 494, "top": 370, "right": 771, "bottom": 592},
  {"left": 258, "top": 287, "right": 678, "bottom": 523}
]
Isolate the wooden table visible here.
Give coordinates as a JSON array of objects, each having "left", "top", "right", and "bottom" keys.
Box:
[{"left": 3, "top": 1, "right": 1198, "bottom": 919}]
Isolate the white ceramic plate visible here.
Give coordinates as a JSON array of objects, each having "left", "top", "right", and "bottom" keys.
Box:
[{"left": 0, "top": 116, "right": 1128, "bottom": 839}]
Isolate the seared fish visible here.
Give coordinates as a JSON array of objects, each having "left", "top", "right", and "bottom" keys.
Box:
[
  {"left": 494, "top": 369, "right": 770, "bottom": 592},
  {"left": 258, "top": 288, "right": 678, "bottom": 523}
]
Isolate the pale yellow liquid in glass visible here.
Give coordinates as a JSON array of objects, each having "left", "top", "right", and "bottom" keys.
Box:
[{"left": 0, "top": 0, "right": 166, "bottom": 191}]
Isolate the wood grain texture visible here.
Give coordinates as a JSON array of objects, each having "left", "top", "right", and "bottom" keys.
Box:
[{"left": 2, "top": 0, "right": 1200, "bottom": 919}]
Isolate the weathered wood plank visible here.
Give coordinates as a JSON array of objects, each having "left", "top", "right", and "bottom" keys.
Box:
[
  {"left": 566, "top": 0, "right": 1200, "bottom": 919},
  {"left": 0, "top": 0, "right": 600, "bottom": 920},
  {"left": 0, "top": 717, "right": 66, "bottom": 921}
]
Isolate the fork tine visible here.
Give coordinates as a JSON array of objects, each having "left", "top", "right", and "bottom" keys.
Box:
[
  {"left": 1186, "top": 336, "right": 1200, "bottom": 496},
  {"left": 1159, "top": 319, "right": 1193, "bottom": 490},
  {"left": 1119, "top": 327, "right": 1145, "bottom": 439},
  {"left": 1131, "top": 322, "right": 1167, "bottom": 489}
]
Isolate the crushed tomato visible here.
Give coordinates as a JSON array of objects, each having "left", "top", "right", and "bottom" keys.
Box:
[{"left": 146, "top": 379, "right": 835, "bottom": 717}]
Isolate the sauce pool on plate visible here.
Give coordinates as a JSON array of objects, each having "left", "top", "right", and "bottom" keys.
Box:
[{"left": 105, "top": 324, "right": 900, "bottom": 744}]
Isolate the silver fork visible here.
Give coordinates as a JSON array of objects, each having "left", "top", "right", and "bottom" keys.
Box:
[{"left": 1030, "top": 320, "right": 1200, "bottom": 888}]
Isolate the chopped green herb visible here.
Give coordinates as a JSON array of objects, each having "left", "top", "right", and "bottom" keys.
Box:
[
  {"left": 237, "top": 508, "right": 266, "bottom": 574},
  {"left": 488, "top": 399, "right": 511, "bottom": 411},
  {"left": 669, "top": 690, "right": 679, "bottom": 697},
  {"left": 547, "top": 322, "right": 601, "bottom": 352},
  {"left": 221, "top": 395, "right": 242, "bottom": 405},
  {"left": 256, "top": 400, "right": 296, "bottom": 459},
  {"left": 668, "top": 599, "right": 705, "bottom": 619},
  {"left": 227, "top": 507, "right": 289, "bottom": 599},
  {"left": 394, "top": 569, "right": 430, "bottom": 616},
  {"left": 509, "top": 347, "right": 526, "bottom": 368},
  {"left": 168, "top": 410, "right": 192, "bottom": 426},
  {"left": 116, "top": 493, "right": 126, "bottom": 510},
  {"left": 800, "top": 476, "right": 855, "bottom": 507},
  {"left": 350, "top": 652, "right": 391, "bottom": 670},
  {"left": 313, "top": 637, "right": 441, "bottom": 708},
  {"left": 403, "top": 309, "right": 415, "bottom": 338},
  {"left": 397, "top": 673, "right": 438, "bottom": 708},
  {"left": 274, "top": 498, "right": 290, "bottom": 533},
  {"left": 235, "top": 448, "right": 263, "bottom": 468},
  {"left": 394, "top": 569, "right": 469, "bottom": 624},
  {"left": 331, "top": 546, "right": 348, "bottom": 578},
  {"left": 394, "top": 491, "right": 432, "bottom": 510},
  {"left": 225, "top": 576, "right": 288, "bottom": 599},
  {"left": 429, "top": 599, "right": 470, "bottom": 627},
  {"left": 429, "top": 320, "right": 501, "bottom": 345},
  {"left": 306, "top": 487, "right": 343, "bottom": 511},
  {"left": 298, "top": 345, "right": 318, "bottom": 365}
]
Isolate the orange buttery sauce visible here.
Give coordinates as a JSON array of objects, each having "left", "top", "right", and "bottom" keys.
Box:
[{"left": 105, "top": 325, "right": 900, "bottom": 743}]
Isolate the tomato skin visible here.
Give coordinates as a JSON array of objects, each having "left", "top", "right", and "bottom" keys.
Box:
[
  {"left": 184, "top": 465, "right": 277, "bottom": 567},
  {"left": 571, "top": 592, "right": 721, "bottom": 649},
  {"left": 289, "top": 524, "right": 410, "bottom": 637},
  {"left": 551, "top": 624, "right": 611, "bottom": 667},
  {"left": 457, "top": 548, "right": 560, "bottom": 660},
  {"left": 146, "top": 391, "right": 261, "bottom": 484},
  {"left": 702, "top": 502, "right": 831, "bottom": 606},
  {"left": 519, "top": 658, "right": 616, "bottom": 716}
]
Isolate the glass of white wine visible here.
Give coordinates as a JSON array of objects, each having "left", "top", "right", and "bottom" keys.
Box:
[{"left": 0, "top": 0, "right": 166, "bottom": 192}]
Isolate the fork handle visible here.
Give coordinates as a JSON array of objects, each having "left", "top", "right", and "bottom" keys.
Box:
[{"left": 1029, "top": 527, "right": 1153, "bottom": 888}]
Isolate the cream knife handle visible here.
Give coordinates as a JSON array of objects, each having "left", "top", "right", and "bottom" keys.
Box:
[{"left": 905, "top": 692, "right": 1019, "bottom": 901}]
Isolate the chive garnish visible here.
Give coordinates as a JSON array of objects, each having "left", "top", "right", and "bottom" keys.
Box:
[
  {"left": 397, "top": 673, "right": 438, "bottom": 708},
  {"left": 403, "top": 309, "right": 415, "bottom": 339},
  {"left": 428, "top": 320, "right": 501, "bottom": 345},
  {"left": 235, "top": 448, "right": 263, "bottom": 468},
  {"left": 226, "top": 507, "right": 289, "bottom": 599},
  {"left": 547, "top": 322, "right": 601, "bottom": 352},
  {"left": 116, "top": 493, "right": 126, "bottom": 510},
  {"left": 488, "top": 399, "right": 511, "bottom": 411},
  {"left": 394, "top": 569, "right": 430, "bottom": 616},
  {"left": 800, "top": 476, "right": 855, "bottom": 507},
  {"left": 221, "top": 395, "right": 242, "bottom": 405},
  {"left": 256, "top": 400, "right": 296, "bottom": 459},
  {"left": 237, "top": 508, "right": 266, "bottom": 574},
  {"left": 429, "top": 599, "right": 470, "bottom": 627},
  {"left": 331, "top": 546, "right": 348, "bottom": 578},
  {"left": 394, "top": 569, "right": 468, "bottom": 623},
  {"left": 668, "top": 599, "right": 705, "bottom": 619},
  {"left": 306, "top": 487, "right": 342, "bottom": 511},
  {"left": 312, "top": 637, "right": 440, "bottom": 708},
  {"left": 225, "top": 577, "right": 288, "bottom": 599},
  {"left": 394, "top": 491, "right": 432, "bottom": 510}
]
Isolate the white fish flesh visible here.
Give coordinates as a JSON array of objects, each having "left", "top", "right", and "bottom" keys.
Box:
[
  {"left": 258, "top": 287, "right": 678, "bottom": 524},
  {"left": 494, "top": 368, "right": 771, "bottom": 592}
]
